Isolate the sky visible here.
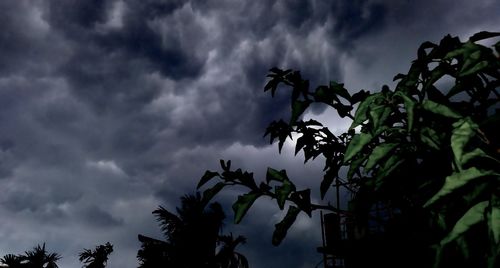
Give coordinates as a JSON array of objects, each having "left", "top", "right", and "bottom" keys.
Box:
[{"left": 0, "top": 0, "right": 499, "bottom": 267}]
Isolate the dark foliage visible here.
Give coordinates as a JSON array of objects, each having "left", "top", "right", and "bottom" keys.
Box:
[
  {"left": 198, "top": 32, "right": 500, "bottom": 268},
  {"left": 137, "top": 193, "right": 248, "bottom": 268},
  {"left": 1, "top": 243, "right": 60, "bottom": 268},
  {"left": 79, "top": 242, "right": 113, "bottom": 268}
]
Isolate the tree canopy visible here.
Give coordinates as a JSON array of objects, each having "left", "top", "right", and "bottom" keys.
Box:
[
  {"left": 137, "top": 193, "right": 248, "bottom": 268},
  {"left": 197, "top": 31, "right": 500, "bottom": 268}
]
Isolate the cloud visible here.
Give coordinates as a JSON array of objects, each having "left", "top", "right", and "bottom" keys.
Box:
[
  {"left": 87, "top": 160, "right": 127, "bottom": 176},
  {"left": 0, "top": 0, "right": 498, "bottom": 267}
]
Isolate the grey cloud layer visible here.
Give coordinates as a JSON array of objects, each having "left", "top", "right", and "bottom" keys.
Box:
[{"left": 0, "top": 0, "right": 499, "bottom": 267}]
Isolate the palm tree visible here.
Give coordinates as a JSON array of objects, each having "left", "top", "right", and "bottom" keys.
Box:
[
  {"left": 79, "top": 242, "right": 113, "bottom": 268},
  {"left": 137, "top": 193, "right": 248, "bottom": 268},
  {"left": 1, "top": 244, "right": 60, "bottom": 268},
  {"left": 0, "top": 254, "right": 24, "bottom": 268},
  {"left": 215, "top": 234, "right": 249, "bottom": 268},
  {"left": 23, "top": 244, "right": 60, "bottom": 268}
]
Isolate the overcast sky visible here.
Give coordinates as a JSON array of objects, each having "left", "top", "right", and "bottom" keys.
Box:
[{"left": 0, "top": 0, "right": 499, "bottom": 267}]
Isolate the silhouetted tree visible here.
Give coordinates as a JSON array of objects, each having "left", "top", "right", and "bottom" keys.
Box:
[
  {"left": 215, "top": 234, "right": 248, "bottom": 268},
  {"left": 23, "top": 244, "right": 60, "bottom": 268},
  {"left": 79, "top": 242, "right": 113, "bottom": 268},
  {"left": 138, "top": 193, "right": 248, "bottom": 268},
  {"left": 0, "top": 254, "right": 24, "bottom": 268},
  {"left": 1, "top": 244, "right": 60, "bottom": 268}
]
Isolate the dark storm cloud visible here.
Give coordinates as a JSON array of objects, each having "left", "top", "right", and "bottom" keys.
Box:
[{"left": 0, "top": 0, "right": 499, "bottom": 267}]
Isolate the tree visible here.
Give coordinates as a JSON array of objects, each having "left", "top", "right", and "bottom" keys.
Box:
[
  {"left": 79, "top": 242, "right": 113, "bottom": 268},
  {"left": 197, "top": 31, "right": 500, "bottom": 268},
  {"left": 214, "top": 234, "right": 248, "bottom": 268},
  {"left": 1, "top": 244, "right": 61, "bottom": 268},
  {"left": 0, "top": 254, "right": 24, "bottom": 268},
  {"left": 137, "top": 193, "right": 248, "bottom": 268}
]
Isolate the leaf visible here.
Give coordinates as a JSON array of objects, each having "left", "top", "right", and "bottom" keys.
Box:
[
  {"left": 320, "top": 174, "right": 334, "bottom": 199},
  {"left": 374, "top": 155, "right": 404, "bottom": 191},
  {"left": 444, "top": 41, "right": 479, "bottom": 60},
  {"left": 451, "top": 118, "right": 479, "bottom": 167},
  {"left": 330, "top": 81, "right": 351, "bottom": 100},
  {"left": 347, "top": 153, "right": 369, "bottom": 180},
  {"left": 290, "top": 100, "right": 311, "bottom": 123},
  {"left": 314, "top": 85, "right": 335, "bottom": 104},
  {"left": 197, "top": 171, "right": 219, "bottom": 189},
  {"left": 350, "top": 90, "right": 370, "bottom": 104},
  {"left": 395, "top": 91, "right": 416, "bottom": 131},
  {"left": 393, "top": 73, "right": 406, "bottom": 81},
  {"left": 233, "top": 192, "right": 261, "bottom": 224},
  {"left": 369, "top": 105, "right": 392, "bottom": 131},
  {"left": 424, "top": 168, "right": 495, "bottom": 207},
  {"left": 489, "top": 196, "right": 500, "bottom": 245},
  {"left": 295, "top": 136, "right": 306, "bottom": 155},
  {"left": 272, "top": 206, "right": 301, "bottom": 246},
  {"left": 440, "top": 201, "right": 489, "bottom": 245},
  {"left": 266, "top": 168, "right": 287, "bottom": 183},
  {"left": 424, "top": 63, "right": 447, "bottom": 90},
  {"left": 202, "top": 182, "right": 225, "bottom": 204},
  {"left": 469, "top": 31, "right": 500, "bottom": 42},
  {"left": 350, "top": 94, "right": 377, "bottom": 129},
  {"left": 364, "top": 143, "right": 398, "bottom": 172},
  {"left": 290, "top": 189, "right": 312, "bottom": 216},
  {"left": 422, "top": 100, "right": 461, "bottom": 119},
  {"left": 403, "top": 62, "right": 422, "bottom": 88},
  {"left": 343, "top": 132, "right": 373, "bottom": 163},
  {"left": 420, "top": 127, "right": 442, "bottom": 150},
  {"left": 417, "top": 41, "right": 437, "bottom": 60},
  {"left": 460, "top": 148, "right": 488, "bottom": 166},
  {"left": 275, "top": 180, "right": 296, "bottom": 210},
  {"left": 460, "top": 60, "right": 489, "bottom": 77},
  {"left": 220, "top": 159, "right": 231, "bottom": 171}
]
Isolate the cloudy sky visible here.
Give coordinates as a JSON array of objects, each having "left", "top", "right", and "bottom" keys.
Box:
[{"left": 0, "top": 0, "right": 499, "bottom": 267}]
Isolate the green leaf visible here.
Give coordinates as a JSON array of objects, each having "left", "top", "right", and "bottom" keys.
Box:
[
  {"left": 440, "top": 201, "right": 489, "bottom": 245},
  {"left": 272, "top": 206, "right": 301, "bottom": 246},
  {"left": 489, "top": 195, "right": 500, "bottom": 245},
  {"left": 197, "top": 171, "right": 219, "bottom": 189},
  {"left": 424, "top": 63, "right": 447, "bottom": 90},
  {"left": 460, "top": 60, "right": 489, "bottom": 77},
  {"left": 460, "top": 148, "right": 488, "bottom": 166},
  {"left": 422, "top": 100, "right": 461, "bottom": 119},
  {"left": 451, "top": 118, "right": 479, "bottom": 167},
  {"left": 275, "top": 180, "right": 296, "bottom": 210},
  {"left": 394, "top": 91, "right": 416, "bottom": 131},
  {"left": 419, "top": 127, "right": 442, "bottom": 150},
  {"left": 290, "top": 100, "right": 311, "bottom": 123},
  {"left": 343, "top": 132, "right": 373, "bottom": 163},
  {"left": 444, "top": 41, "right": 479, "bottom": 60},
  {"left": 233, "top": 192, "right": 261, "bottom": 224},
  {"left": 266, "top": 168, "right": 287, "bottom": 183},
  {"left": 364, "top": 143, "right": 398, "bottom": 172},
  {"left": 347, "top": 153, "right": 369, "bottom": 180},
  {"left": 424, "top": 168, "right": 495, "bottom": 207},
  {"left": 350, "top": 94, "right": 377, "bottom": 129},
  {"left": 369, "top": 105, "right": 392, "bottom": 131},
  {"left": 202, "top": 182, "right": 225, "bottom": 204},
  {"left": 374, "top": 155, "right": 404, "bottom": 191}
]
